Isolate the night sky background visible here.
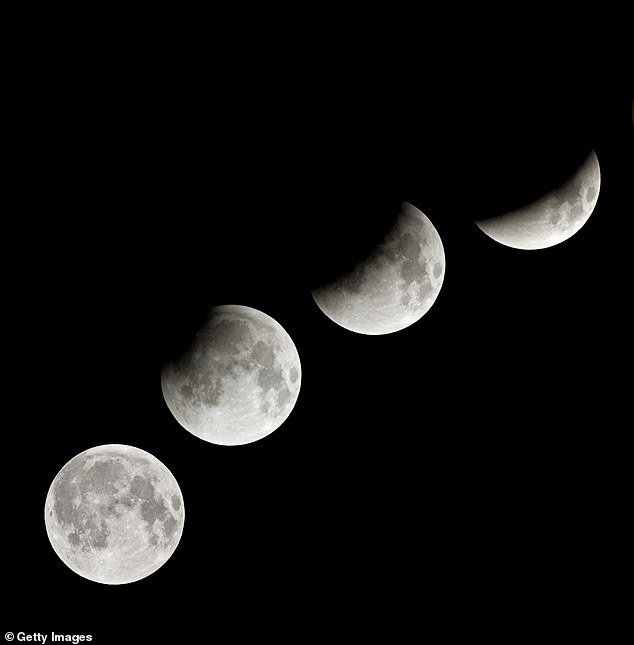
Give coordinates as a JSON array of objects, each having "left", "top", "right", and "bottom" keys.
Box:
[{"left": 6, "top": 3, "right": 632, "bottom": 640}]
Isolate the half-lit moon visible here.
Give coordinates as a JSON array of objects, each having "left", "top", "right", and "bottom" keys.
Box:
[{"left": 311, "top": 201, "right": 445, "bottom": 335}]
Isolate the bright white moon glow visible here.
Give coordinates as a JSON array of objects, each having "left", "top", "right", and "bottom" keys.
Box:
[{"left": 45, "top": 444, "right": 184, "bottom": 585}]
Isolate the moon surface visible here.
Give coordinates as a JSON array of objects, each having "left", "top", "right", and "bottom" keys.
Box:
[
  {"left": 311, "top": 201, "right": 445, "bottom": 335},
  {"left": 45, "top": 444, "right": 184, "bottom": 585},
  {"left": 161, "top": 305, "right": 301, "bottom": 446},
  {"left": 475, "top": 150, "right": 601, "bottom": 250}
]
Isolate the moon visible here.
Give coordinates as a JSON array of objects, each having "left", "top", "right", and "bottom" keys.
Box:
[
  {"left": 475, "top": 150, "right": 601, "bottom": 250},
  {"left": 161, "top": 305, "right": 301, "bottom": 446},
  {"left": 45, "top": 444, "right": 184, "bottom": 585},
  {"left": 311, "top": 201, "right": 445, "bottom": 335}
]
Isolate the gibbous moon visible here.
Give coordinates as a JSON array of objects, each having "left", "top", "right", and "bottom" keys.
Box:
[
  {"left": 311, "top": 201, "right": 445, "bottom": 335},
  {"left": 475, "top": 150, "right": 601, "bottom": 250},
  {"left": 161, "top": 305, "right": 301, "bottom": 446},
  {"left": 45, "top": 444, "right": 184, "bottom": 585}
]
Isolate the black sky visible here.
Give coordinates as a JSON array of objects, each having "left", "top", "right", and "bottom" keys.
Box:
[{"left": 6, "top": 3, "right": 633, "bottom": 640}]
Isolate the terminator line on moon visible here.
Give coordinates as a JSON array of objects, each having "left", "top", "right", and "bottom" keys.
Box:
[
  {"left": 311, "top": 201, "right": 445, "bottom": 335},
  {"left": 475, "top": 149, "right": 601, "bottom": 250},
  {"left": 45, "top": 444, "right": 184, "bottom": 585},
  {"left": 161, "top": 305, "right": 301, "bottom": 446}
]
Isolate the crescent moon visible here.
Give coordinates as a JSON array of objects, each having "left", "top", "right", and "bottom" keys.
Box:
[{"left": 475, "top": 150, "right": 601, "bottom": 250}]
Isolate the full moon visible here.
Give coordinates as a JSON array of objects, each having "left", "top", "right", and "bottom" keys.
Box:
[
  {"left": 311, "top": 201, "right": 445, "bottom": 335},
  {"left": 161, "top": 305, "right": 301, "bottom": 446},
  {"left": 45, "top": 444, "right": 184, "bottom": 585},
  {"left": 475, "top": 150, "right": 601, "bottom": 250}
]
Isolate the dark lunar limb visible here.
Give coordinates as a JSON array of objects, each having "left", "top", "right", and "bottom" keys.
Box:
[{"left": 342, "top": 265, "right": 368, "bottom": 293}]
